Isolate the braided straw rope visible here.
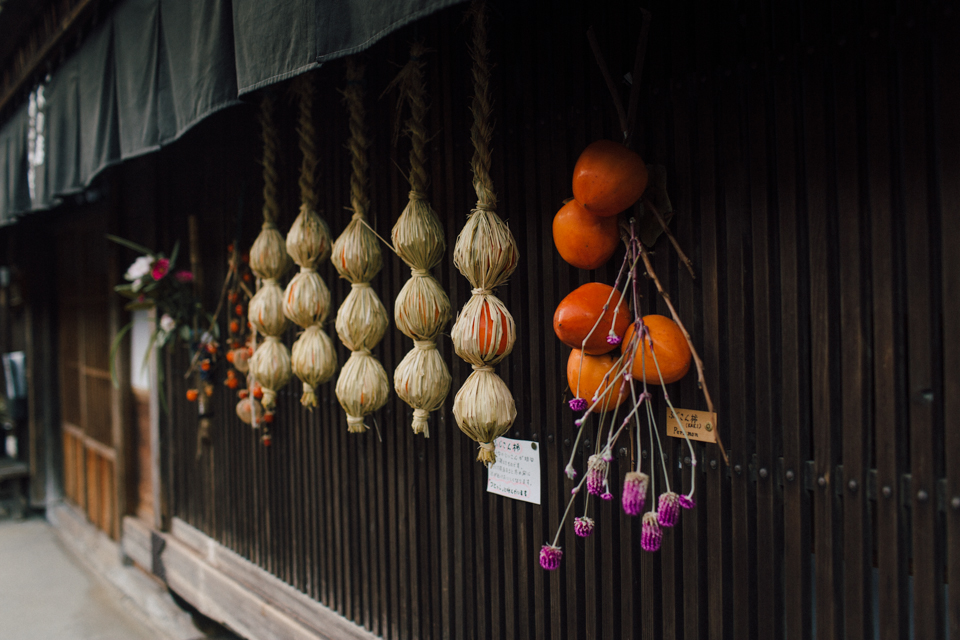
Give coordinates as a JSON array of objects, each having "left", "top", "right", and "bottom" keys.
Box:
[
  {"left": 285, "top": 74, "right": 337, "bottom": 408},
  {"left": 389, "top": 43, "right": 452, "bottom": 437},
  {"left": 451, "top": 1, "right": 519, "bottom": 465},
  {"left": 332, "top": 58, "right": 390, "bottom": 433},
  {"left": 249, "top": 94, "right": 293, "bottom": 412}
]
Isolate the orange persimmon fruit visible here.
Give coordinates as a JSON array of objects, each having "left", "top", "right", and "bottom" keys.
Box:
[
  {"left": 553, "top": 282, "right": 630, "bottom": 355},
  {"left": 572, "top": 140, "right": 648, "bottom": 217},
  {"left": 566, "top": 349, "right": 628, "bottom": 411},
  {"left": 553, "top": 199, "right": 621, "bottom": 270},
  {"left": 477, "top": 301, "right": 511, "bottom": 356},
  {"left": 622, "top": 315, "right": 692, "bottom": 384}
]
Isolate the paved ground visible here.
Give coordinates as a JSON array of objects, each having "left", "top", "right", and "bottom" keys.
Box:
[{"left": 0, "top": 516, "right": 160, "bottom": 639}]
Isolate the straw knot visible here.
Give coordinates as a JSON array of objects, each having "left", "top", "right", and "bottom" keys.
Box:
[
  {"left": 353, "top": 348, "right": 373, "bottom": 356},
  {"left": 409, "top": 190, "right": 428, "bottom": 201},
  {"left": 479, "top": 441, "right": 495, "bottom": 452},
  {"left": 413, "top": 340, "right": 436, "bottom": 351},
  {"left": 475, "top": 202, "right": 496, "bottom": 213},
  {"left": 261, "top": 221, "right": 277, "bottom": 231},
  {"left": 263, "top": 278, "right": 279, "bottom": 286},
  {"left": 471, "top": 287, "right": 492, "bottom": 296},
  {"left": 351, "top": 210, "right": 366, "bottom": 221},
  {"left": 472, "top": 364, "right": 494, "bottom": 372},
  {"left": 351, "top": 282, "right": 372, "bottom": 290},
  {"left": 411, "top": 268, "right": 431, "bottom": 277},
  {"left": 299, "top": 267, "right": 316, "bottom": 274}
]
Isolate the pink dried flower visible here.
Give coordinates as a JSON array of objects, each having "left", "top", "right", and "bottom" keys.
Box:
[
  {"left": 641, "top": 512, "right": 662, "bottom": 552},
  {"left": 586, "top": 454, "right": 608, "bottom": 496},
  {"left": 621, "top": 471, "right": 649, "bottom": 516},
  {"left": 678, "top": 494, "right": 696, "bottom": 510},
  {"left": 657, "top": 492, "right": 681, "bottom": 528},
  {"left": 151, "top": 258, "right": 170, "bottom": 280},
  {"left": 539, "top": 544, "right": 563, "bottom": 570},
  {"left": 568, "top": 398, "right": 587, "bottom": 412},
  {"left": 174, "top": 270, "right": 194, "bottom": 283},
  {"left": 601, "top": 492, "right": 613, "bottom": 501},
  {"left": 605, "top": 332, "right": 622, "bottom": 346},
  {"left": 574, "top": 517, "right": 594, "bottom": 538}
]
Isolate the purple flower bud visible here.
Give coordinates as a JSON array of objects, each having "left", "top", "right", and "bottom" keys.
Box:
[
  {"left": 601, "top": 492, "right": 613, "bottom": 501},
  {"left": 641, "top": 512, "right": 662, "bottom": 552},
  {"left": 621, "top": 471, "right": 649, "bottom": 516},
  {"left": 574, "top": 517, "right": 595, "bottom": 538},
  {"left": 569, "top": 398, "right": 587, "bottom": 412},
  {"left": 586, "top": 455, "right": 608, "bottom": 496},
  {"left": 606, "top": 333, "right": 622, "bottom": 346},
  {"left": 657, "top": 492, "right": 681, "bottom": 528},
  {"left": 678, "top": 494, "right": 696, "bottom": 510},
  {"left": 564, "top": 465, "right": 577, "bottom": 480},
  {"left": 539, "top": 544, "right": 563, "bottom": 570},
  {"left": 571, "top": 487, "right": 579, "bottom": 495}
]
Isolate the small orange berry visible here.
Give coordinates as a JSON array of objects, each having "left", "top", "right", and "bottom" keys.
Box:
[
  {"left": 226, "top": 350, "right": 235, "bottom": 363},
  {"left": 263, "top": 412, "right": 274, "bottom": 423},
  {"left": 200, "top": 360, "right": 211, "bottom": 372},
  {"left": 252, "top": 385, "right": 263, "bottom": 399},
  {"left": 229, "top": 320, "right": 240, "bottom": 333},
  {"left": 242, "top": 273, "right": 251, "bottom": 282},
  {"left": 225, "top": 377, "right": 239, "bottom": 389},
  {"left": 204, "top": 384, "right": 214, "bottom": 397},
  {"left": 186, "top": 389, "right": 199, "bottom": 402},
  {"left": 238, "top": 389, "right": 249, "bottom": 399},
  {"left": 235, "top": 304, "right": 244, "bottom": 316}
]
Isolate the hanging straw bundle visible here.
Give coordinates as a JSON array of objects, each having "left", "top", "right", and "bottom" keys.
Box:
[
  {"left": 247, "top": 94, "right": 293, "bottom": 412},
  {"left": 388, "top": 43, "right": 452, "bottom": 437},
  {"left": 451, "top": 2, "right": 520, "bottom": 465},
  {"left": 284, "top": 74, "right": 337, "bottom": 408},
  {"left": 331, "top": 58, "right": 391, "bottom": 433}
]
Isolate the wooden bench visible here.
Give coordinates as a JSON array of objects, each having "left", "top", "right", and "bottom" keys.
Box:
[{"left": 0, "top": 458, "right": 29, "bottom": 519}]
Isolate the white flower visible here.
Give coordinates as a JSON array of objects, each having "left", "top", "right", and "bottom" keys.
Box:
[
  {"left": 160, "top": 314, "right": 176, "bottom": 333},
  {"left": 125, "top": 255, "right": 153, "bottom": 281}
]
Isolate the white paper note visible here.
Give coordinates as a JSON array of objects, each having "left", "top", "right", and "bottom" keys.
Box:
[{"left": 486, "top": 437, "right": 541, "bottom": 505}]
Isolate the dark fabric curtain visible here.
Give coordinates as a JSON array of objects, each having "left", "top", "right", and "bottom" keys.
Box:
[
  {"left": 0, "top": 0, "right": 467, "bottom": 221},
  {"left": 78, "top": 19, "right": 120, "bottom": 182},
  {"left": 0, "top": 103, "right": 29, "bottom": 224}
]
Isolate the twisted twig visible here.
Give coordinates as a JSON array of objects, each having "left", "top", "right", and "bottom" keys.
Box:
[
  {"left": 468, "top": 1, "right": 496, "bottom": 209},
  {"left": 295, "top": 75, "right": 319, "bottom": 213},
  {"left": 260, "top": 95, "right": 280, "bottom": 224},
  {"left": 344, "top": 58, "right": 370, "bottom": 218}
]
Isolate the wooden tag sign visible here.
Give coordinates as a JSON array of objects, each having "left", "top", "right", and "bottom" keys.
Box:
[{"left": 666, "top": 409, "right": 718, "bottom": 444}]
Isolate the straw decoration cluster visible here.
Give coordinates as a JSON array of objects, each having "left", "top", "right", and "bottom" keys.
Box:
[
  {"left": 451, "top": 2, "right": 519, "bottom": 465},
  {"left": 248, "top": 95, "right": 293, "bottom": 412},
  {"left": 332, "top": 58, "right": 390, "bottom": 433},
  {"left": 285, "top": 74, "right": 337, "bottom": 408},
  {"left": 390, "top": 43, "right": 452, "bottom": 438}
]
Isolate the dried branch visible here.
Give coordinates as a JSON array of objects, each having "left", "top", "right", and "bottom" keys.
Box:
[
  {"left": 636, "top": 238, "right": 728, "bottom": 465},
  {"left": 587, "top": 26, "right": 629, "bottom": 138},
  {"left": 624, "top": 9, "right": 651, "bottom": 148},
  {"left": 644, "top": 196, "right": 696, "bottom": 280}
]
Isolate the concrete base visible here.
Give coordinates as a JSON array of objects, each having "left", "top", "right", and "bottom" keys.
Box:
[{"left": 48, "top": 502, "right": 217, "bottom": 640}]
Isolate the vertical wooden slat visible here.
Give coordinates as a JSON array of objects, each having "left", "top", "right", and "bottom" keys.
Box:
[
  {"left": 900, "top": 15, "right": 945, "bottom": 640},
  {"left": 804, "top": 45, "right": 843, "bottom": 640},
  {"left": 777, "top": 54, "right": 813, "bottom": 640},
  {"left": 836, "top": 35, "right": 871, "bottom": 640},
  {"left": 720, "top": 65, "right": 754, "bottom": 640},
  {"left": 748, "top": 59, "right": 779, "bottom": 640},
  {"left": 697, "top": 78, "right": 727, "bottom": 640},
  {"left": 865, "top": 16, "right": 908, "bottom": 640},
  {"left": 934, "top": 6, "right": 960, "bottom": 636}
]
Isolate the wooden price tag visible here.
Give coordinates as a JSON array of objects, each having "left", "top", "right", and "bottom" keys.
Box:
[{"left": 665, "top": 409, "right": 718, "bottom": 444}]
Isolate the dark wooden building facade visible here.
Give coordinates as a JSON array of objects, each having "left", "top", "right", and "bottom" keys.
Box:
[{"left": 0, "top": 0, "right": 957, "bottom": 639}]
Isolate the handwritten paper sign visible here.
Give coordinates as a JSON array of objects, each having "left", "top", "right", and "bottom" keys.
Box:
[
  {"left": 665, "top": 409, "right": 718, "bottom": 444},
  {"left": 486, "top": 438, "right": 541, "bottom": 505}
]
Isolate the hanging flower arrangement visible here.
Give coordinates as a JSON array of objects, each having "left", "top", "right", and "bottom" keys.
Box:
[{"left": 108, "top": 235, "right": 214, "bottom": 385}]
